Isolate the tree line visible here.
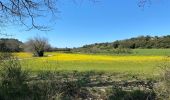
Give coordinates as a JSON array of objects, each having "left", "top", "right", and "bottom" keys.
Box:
[
  {"left": 0, "top": 38, "right": 23, "bottom": 52},
  {"left": 1, "top": 35, "right": 170, "bottom": 54},
  {"left": 0, "top": 37, "right": 51, "bottom": 57},
  {"left": 80, "top": 35, "right": 170, "bottom": 50}
]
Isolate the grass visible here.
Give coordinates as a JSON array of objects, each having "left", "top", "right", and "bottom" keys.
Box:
[
  {"left": 3, "top": 49, "right": 169, "bottom": 99},
  {"left": 86, "top": 49, "right": 170, "bottom": 56},
  {"left": 13, "top": 49, "right": 170, "bottom": 78},
  {"left": 133, "top": 49, "right": 170, "bottom": 56},
  {"left": 21, "top": 59, "right": 160, "bottom": 75}
]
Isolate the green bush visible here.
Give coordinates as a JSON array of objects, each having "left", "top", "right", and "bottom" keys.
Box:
[
  {"left": 0, "top": 55, "right": 30, "bottom": 100},
  {"left": 113, "top": 47, "right": 133, "bottom": 54}
]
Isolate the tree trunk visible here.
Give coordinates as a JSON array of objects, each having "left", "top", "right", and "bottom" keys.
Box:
[
  {"left": 37, "top": 51, "right": 44, "bottom": 57},
  {"left": 34, "top": 51, "right": 44, "bottom": 57}
]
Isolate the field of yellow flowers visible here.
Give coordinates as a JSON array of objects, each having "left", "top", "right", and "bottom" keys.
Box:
[
  {"left": 15, "top": 52, "right": 167, "bottom": 61},
  {"left": 14, "top": 52, "right": 170, "bottom": 76}
]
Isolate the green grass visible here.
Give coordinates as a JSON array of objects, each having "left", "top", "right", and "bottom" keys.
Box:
[
  {"left": 133, "top": 49, "right": 170, "bottom": 56},
  {"left": 17, "top": 49, "right": 170, "bottom": 78},
  {"left": 70, "top": 49, "right": 170, "bottom": 56},
  {"left": 21, "top": 59, "right": 161, "bottom": 76}
]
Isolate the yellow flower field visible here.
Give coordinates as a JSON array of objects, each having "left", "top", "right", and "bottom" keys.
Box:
[
  {"left": 13, "top": 52, "right": 170, "bottom": 77},
  {"left": 46, "top": 53, "right": 166, "bottom": 62},
  {"left": 14, "top": 52, "right": 169, "bottom": 62},
  {"left": 14, "top": 52, "right": 32, "bottom": 58}
]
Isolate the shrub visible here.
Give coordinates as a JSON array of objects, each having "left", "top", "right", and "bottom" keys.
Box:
[
  {"left": 0, "top": 54, "right": 30, "bottom": 100},
  {"left": 108, "top": 89, "right": 155, "bottom": 100},
  {"left": 108, "top": 85, "right": 155, "bottom": 100},
  {"left": 113, "top": 47, "right": 133, "bottom": 54},
  {"left": 0, "top": 52, "right": 12, "bottom": 60},
  {"left": 154, "top": 63, "right": 170, "bottom": 100}
]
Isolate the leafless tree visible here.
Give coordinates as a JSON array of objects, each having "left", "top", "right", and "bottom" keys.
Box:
[
  {"left": 0, "top": 0, "right": 98, "bottom": 32},
  {"left": 138, "top": 0, "right": 151, "bottom": 8},
  {"left": 25, "top": 37, "right": 50, "bottom": 57},
  {"left": 0, "top": 0, "right": 60, "bottom": 31}
]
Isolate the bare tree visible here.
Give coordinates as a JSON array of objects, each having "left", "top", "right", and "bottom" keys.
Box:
[
  {"left": 138, "top": 0, "right": 151, "bottom": 8},
  {"left": 0, "top": 0, "right": 149, "bottom": 31},
  {"left": 25, "top": 37, "right": 50, "bottom": 57},
  {"left": 0, "top": 0, "right": 60, "bottom": 31},
  {"left": 0, "top": 0, "right": 98, "bottom": 32}
]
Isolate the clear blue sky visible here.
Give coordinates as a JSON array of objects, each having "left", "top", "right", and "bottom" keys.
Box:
[{"left": 2, "top": 0, "right": 170, "bottom": 48}]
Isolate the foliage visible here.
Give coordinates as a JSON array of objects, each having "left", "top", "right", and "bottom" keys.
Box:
[
  {"left": 0, "top": 53, "right": 30, "bottom": 100},
  {"left": 112, "top": 47, "right": 132, "bottom": 54},
  {"left": 73, "top": 35, "right": 170, "bottom": 54},
  {"left": 154, "top": 63, "right": 170, "bottom": 100},
  {"left": 108, "top": 89, "right": 155, "bottom": 100},
  {"left": 0, "top": 38, "right": 23, "bottom": 52},
  {"left": 0, "top": 52, "right": 13, "bottom": 60}
]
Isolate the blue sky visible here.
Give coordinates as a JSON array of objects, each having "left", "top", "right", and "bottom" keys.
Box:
[{"left": 2, "top": 0, "right": 170, "bottom": 48}]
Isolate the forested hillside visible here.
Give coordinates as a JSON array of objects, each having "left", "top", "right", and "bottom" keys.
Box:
[
  {"left": 81, "top": 35, "right": 170, "bottom": 49},
  {"left": 1, "top": 35, "right": 170, "bottom": 53},
  {"left": 71, "top": 35, "right": 170, "bottom": 54},
  {"left": 0, "top": 38, "right": 23, "bottom": 52}
]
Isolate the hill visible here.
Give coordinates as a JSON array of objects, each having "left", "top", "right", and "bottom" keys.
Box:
[
  {"left": 72, "top": 35, "right": 170, "bottom": 53},
  {"left": 0, "top": 38, "right": 23, "bottom": 52}
]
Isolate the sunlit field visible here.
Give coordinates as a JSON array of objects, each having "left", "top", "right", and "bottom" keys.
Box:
[{"left": 13, "top": 49, "right": 170, "bottom": 77}]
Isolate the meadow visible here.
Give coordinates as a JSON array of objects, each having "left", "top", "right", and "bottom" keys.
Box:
[
  {"left": 1, "top": 49, "right": 170, "bottom": 99},
  {"left": 14, "top": 49, "right": 170, "bottom": 77}
]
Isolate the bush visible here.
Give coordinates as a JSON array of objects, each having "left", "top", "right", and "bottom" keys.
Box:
[
  {"left": 108, "top": 88, "right": 155, "bottom": 100},
  {"left": 113, "top": 47, "right": 133, "bottom": 54},
  {"left": 0, "top": 52, "right": 13, "bottom": 60},
  {"left": 108, "top": 84, "right": 155, "bottom": 100},
  {"left": 154, "top": 63, "right": 170, "bottom": 100},
  {"left": 0, "top": 54, "right": 30, "bottom": 100}
]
